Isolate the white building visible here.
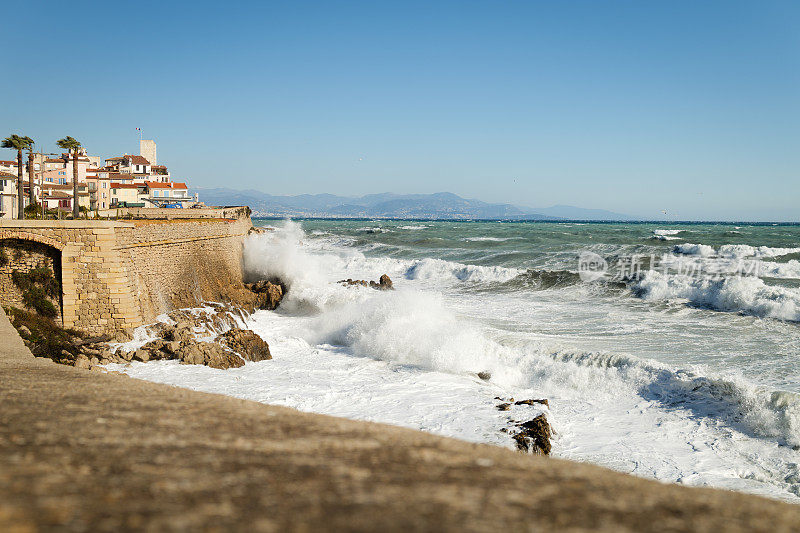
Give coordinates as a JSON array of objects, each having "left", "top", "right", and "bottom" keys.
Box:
[{"left": 0, "top": 171, "right": 18, "bottom": 219}]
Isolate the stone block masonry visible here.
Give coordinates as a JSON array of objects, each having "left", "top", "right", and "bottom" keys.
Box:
[{"left": 0, "top": 208, "right": 256, "bottom": 337}]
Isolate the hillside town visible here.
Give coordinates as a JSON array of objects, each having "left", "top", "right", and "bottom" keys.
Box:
[{"left": 0, "top": 137, "right": 199, "bottom": 219}]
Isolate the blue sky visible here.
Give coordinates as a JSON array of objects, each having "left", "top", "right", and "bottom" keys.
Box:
[{"left": 2, "top": 0, "right": 799, "bottom": 220}]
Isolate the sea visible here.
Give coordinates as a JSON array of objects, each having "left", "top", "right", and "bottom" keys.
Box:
[{"left": 114, "top": 219, "right": 800, "bottom": 502}]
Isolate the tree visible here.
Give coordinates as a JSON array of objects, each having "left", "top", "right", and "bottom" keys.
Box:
[
  {"left": 2, "top": 134, "right": 34, "bottom": 219},
  {"left": 56, "top": 136, "right": 82, "bottom": 219},
  {"left": 27, "top": 146, "right": 36, "bottom": 206}
]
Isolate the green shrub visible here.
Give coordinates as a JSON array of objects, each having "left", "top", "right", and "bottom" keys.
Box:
[
  {"left": 11, "top": 265, "right": 60, "bottom": 317},
  {"left": 22, "top": 286, "right": 58, "bottom": 317}
]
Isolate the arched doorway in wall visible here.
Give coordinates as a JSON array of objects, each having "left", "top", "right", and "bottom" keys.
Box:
[{"left": 0, "top": 238, "right": 63, "bottom": 322}]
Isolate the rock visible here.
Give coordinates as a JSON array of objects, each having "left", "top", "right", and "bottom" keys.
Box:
[
  {"left": 340, "top": 274, "right": 395, "bottom": 291},
  {"left": 163, "top": 341, "right": 182, "bottom": 354},
  {"left": 247, "top": 280, "right": 284, "bottom": 310},
  {"left": 179, "top": 343, "right": 206, "bottom": 366},
  {"left": 248, "top": 226, "right": 271, "bottom": 235},
  {"left": 73, "top": 354, "right": 91, "bottom": 369},
  {"left": 134, "top": 349, "right": 150, "bottom": 362},
  {"left": 477, "top": 371, "right": 491, "bottom": 381},
  {"left": 18, "top": 325, "right": 31, "bottom": 337},
  {"left": 496, "top": 403, "right": 511, "bottom": 411},
  {"left": 512, "top": 414, "right": 552, "bottom": 456},
  {"left": 61, "top": 349, "right": 72, "bottom": 358},
  {"left": 119, "top": 350, "right": 133, "bottom": 362},
  {"left": 515, "top": 399, "right": 549, "bottom": 408},
  {"left": 90, "top": 357, "right": 99, "bottom": 366},
  {"left": 177, "top": 340, "right": 245, "bottom": 370},
  {"left": 217, "top": 329, "right": 271, "bottom": 362}
]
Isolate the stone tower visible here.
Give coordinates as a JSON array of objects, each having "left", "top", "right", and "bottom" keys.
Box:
[{"left": 140, "top": 139, "right": 157, "bottom": 165}]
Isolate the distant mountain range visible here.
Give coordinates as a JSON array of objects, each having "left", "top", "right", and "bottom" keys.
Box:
[{"left": 194, "top": 188, "right": 633, "bottom": 221}]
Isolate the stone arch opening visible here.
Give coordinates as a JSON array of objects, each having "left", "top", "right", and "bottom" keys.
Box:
[{"left": 0, "top": 238, "right": 63, "bottom": 322}]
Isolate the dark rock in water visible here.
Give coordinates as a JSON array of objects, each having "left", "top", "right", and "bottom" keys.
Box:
[
  {"left": 339, "top": 274, "right": 394, "bottom": 291},
  {"left": 512, "top": 414, "right": 552, "bottom": 456},
  {"left": 477, "top": 371, "right": 491, "bottom": 381},
  {"left": 217, "top": 329, "right": 272, "bottom": 362},
  {"left": 496, "top": 403, "right": 511, "bottom": 411},
  {"left": 515, "top": 398, "right": 549, "bottom": 408},
  {"left": 246, "top": 279, "right": 285, "bottom": 310}
]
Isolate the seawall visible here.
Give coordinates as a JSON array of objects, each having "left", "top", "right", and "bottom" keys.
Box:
[{"left": 0, "top": 207, "right": 256, "bottom": 336}]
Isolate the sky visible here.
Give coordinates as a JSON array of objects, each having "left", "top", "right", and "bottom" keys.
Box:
[{"left": 2, "top": 0, "right": 799, "bottom": 221}]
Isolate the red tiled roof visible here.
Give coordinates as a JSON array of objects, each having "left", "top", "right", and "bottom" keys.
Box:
[
  {"left": 0, "top": 160, "right": 17, "bottom": 166},
  {"left": 43, "top": 191, "right": 71, "bottom": 199},
  {"left": 44, "top": 183, "right": 87, "bottom": 190},
  {"left": 145, "top": 181, "right": 187, "bottom": 189},
  {"left": 110, "top": 183, "right": 140, "bottom": 189},
  {"left": 0, "top": 171, "right": 17, "bottom": 178},
  {"left": 96, "top": 172, "right": 133, "bottom": 181},
  {"left": 45, "top": 158, "right": 66, "bottom": 163},
  {"left": 128, "top": 155, "right": 150, "bottom": 165}
]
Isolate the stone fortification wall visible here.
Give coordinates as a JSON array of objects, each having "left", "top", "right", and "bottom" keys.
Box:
[{"left": 0, "top": 209, "right": 255, "bottom": 337}]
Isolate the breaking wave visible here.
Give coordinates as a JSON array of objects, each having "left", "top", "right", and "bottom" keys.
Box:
[
  {"left": 631, "top": 271, "right": 800, "bottom": 321},
  {"left": 674, "top": 243, "right": 800, "bottom": 259},
  {"left": 550, "top": 350, "right": 800, "bottom": 447}
]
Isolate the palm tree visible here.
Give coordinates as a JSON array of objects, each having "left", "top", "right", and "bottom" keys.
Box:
[
  {"left": 2, "top": 134, "right": 34, "bottom": 219},
  {"left": 56, "top": 136, "right": 82, "bottom": 219},
  {"left": 27, "top": 146, "right": 36, "bottom": 208}
]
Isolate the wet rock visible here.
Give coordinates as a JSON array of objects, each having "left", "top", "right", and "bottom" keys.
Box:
[
  {"left": 247, "top": 279, "right": 285, "bottom": 310},
  {"left": 134, "top": 349, "right": 150, "bottom": 362},
  {"left": 515, "top": 399, "right": 549, "bottom": 408},
  {"left": 18, "top": 325, "right": 31, "bottom": 337},
  {"left": 497, "top": 403, "right": 511, "bottom": 411},
  {"left": 217, "top": 329, "right": 271, "bottom": 362},
  {"left": 119, "top": 350, "right": 133, "bottom": 362},
  {"left": 339, "top": 274, "right": 395, "bottom": 291},
  {"left": 512, "top": 414, "right": 552, "bottom": 456},
  {"left": 177, "top": 341, "right": 245, "bottom": 370},
  {"left": 163, "top": 341, "right": 182, "bottom": 355},
  {"left": 477, "top": 371, "right": 491, "bottom": 381},
  {"left": 74, "top": 354, "right": 91, "bottom": 369}
]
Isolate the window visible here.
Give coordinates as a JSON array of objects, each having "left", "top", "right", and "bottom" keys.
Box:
[
  {"left": 59, "top": 171, "right": 65, "bottom": 175},
  {"left": 112, "top": 189, "right": 116, "bottom": 195},
  {"left": 102, "top": 182, "right": 107, "bottom": 188}
]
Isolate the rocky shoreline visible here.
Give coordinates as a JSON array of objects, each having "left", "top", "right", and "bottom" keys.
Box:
[{"left": 6, "top": 268, "right": 554, "bottom": 456}]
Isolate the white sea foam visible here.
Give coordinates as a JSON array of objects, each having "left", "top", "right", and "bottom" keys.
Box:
[
  {"left": 404, "top": 257, "right": 522, "bottom": 284},
  {"left": 654, "top": 229, "right": 682, "bottom": 236},
  {"left": 673, "top": 243, "right": 716, "bottom": 257},
  {"left": 398, "top": 225, "right": 428, "bottom": 230},
  {"left": 674, "top": 243, "right": 800, "bottom": 259},
  {"left": 632, "top": 270, "right": 800, "bottom": 321}
]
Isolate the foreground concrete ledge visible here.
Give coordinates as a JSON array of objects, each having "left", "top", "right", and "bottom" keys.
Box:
[{"left": 1, "top": 308, "right": 799, "bottom": 532}]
